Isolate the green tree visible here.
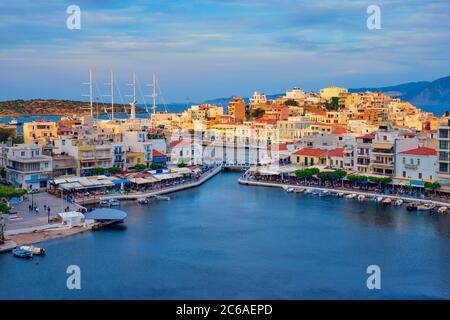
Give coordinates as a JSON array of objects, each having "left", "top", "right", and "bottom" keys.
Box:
[
  {"left": 107, "top": 166, "right": 121, "bottom": 175},
  {"left": 150, "top": 162, "right": 165, "bottom": 170},
  {"left": 134, "top": 164, "right": 147, "bottom": 171},
  {"left": 0, "top": 202, "right": 11, "bottom": 214},
  {"left": 284, "top": 99, "right": 299, "bottom": 107},
  {"left": 0, "top": 127, "right": 16, "bottom": 143},
  {"left": 0, "top": 186, "right": 27, "bottom": 198},
  {"left": 177, "top": 161, "right": 187, "bottom": 168},
  {"left": 251, "top": 108, "right": 265, "bottom": 119},
  {"left": 424, "top": 181, "right": 441, "bottom": 196},
  {"left": 90, "top": 167, "right": 106, "bottom": 175}
]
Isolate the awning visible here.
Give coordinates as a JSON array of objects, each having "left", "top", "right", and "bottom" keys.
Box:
[
  {"left": 410, "top": 180, "right": 425, "bottom": 187},
  {"left": 59, "top": 182, "right": 83, "bottom": 190},
  {"left": 372, "top": 143, "right": 393, "bottom": 150},
  {"left": 112, "top": 179, "right": 130, "bottom": 185}
]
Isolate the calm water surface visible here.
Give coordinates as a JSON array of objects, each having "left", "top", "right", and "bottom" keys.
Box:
[{"left": 1, "top": 172, "right": 450, "bottom": 299}]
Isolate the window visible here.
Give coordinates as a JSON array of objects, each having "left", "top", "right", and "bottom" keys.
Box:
[
  {"left": 402, "top": 157, "right": 405, "bottom": 164},
  {"left": 419, "top": 173, "right": 422, "bottom": 179},
  {"left": 417, "top": 159, "right": 420, "bottom": 166}
]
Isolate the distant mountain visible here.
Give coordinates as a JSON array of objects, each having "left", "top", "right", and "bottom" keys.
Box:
[
  {"left": 350, "top": 76, "right": 450, "bottom": 105},
  {"left": 200, "top": 76, "right": 450, "bottom": 108}
]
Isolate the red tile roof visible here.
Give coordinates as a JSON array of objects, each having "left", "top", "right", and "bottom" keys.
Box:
[
  {"left": 356, "top": 134, "right": 375, "bottom": 139},
  {"left": 327, "top": 148, "right": 344, "bottom": 157},
  {"left": 268, "top": 144, "right": 288, "bottom": 152},
  {"left": 152, "top": 149, "right": 166, "bottom": 157},
  {"left": 293, "top": 148, "right": 328, "bottom": 157},
  {"left": 399, "top": 147, "right": 437, "bottom": 156},
  {"left": 169, "top": 140, "right": 191, "bottom": 148},
  {"left": 330, "top": 128, "right": 349, "bottom": 135}
]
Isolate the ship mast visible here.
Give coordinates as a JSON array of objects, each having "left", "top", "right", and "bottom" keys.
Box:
[
  {"left": 111, "top": 71, "right": 114, "bottom": 120},
  {"left": 82, "top": 69, "right": 94, "bottom": 117},
  {"left": 104, "top": 71, "right": 115, "bottom": 120},
  {"left": 129, "top": 72, "right": 137, "bottom": 120},
  {"left": 152, "top": 72, "right": 157, "bottom": 114}
]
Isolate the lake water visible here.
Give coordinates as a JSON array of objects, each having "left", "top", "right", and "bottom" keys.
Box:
[{"left": 1, "top": 172, "right": 449, "bottom": 299}]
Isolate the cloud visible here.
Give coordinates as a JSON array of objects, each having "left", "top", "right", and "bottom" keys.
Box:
[{"left": 0, "top": 0, "right": 449, "bottom": 101}]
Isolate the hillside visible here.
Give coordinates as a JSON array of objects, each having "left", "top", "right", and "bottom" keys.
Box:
[
  {"left": 0, "top": 99, "right": 146, "bottom": 117},
  {"left": 350, "top": 76, "right": 450, "bottom": 105}
]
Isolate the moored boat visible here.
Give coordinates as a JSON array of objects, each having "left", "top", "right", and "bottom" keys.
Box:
[
  {"left": 294, "top": 188, "right": 305, "bottom": 193},
  {"left": 100, "top": 199, "right": 109, "bottom": 207},
  {"left": 417, "top": 203, "right": 435, "bottom": 212},
  {"left": 407, "top": 203, "right": 419, "bottom": 211},
  {"left": 19, "top": 245, "right": 45, "bottom": 256},
  {"left": 374, "top": 196, "right": 384, "bottom": 203},
  {"left": 109, "top": 199, "right": 120, "bottom": 206},
  {"left": 382, "top": 198, "right": 392, "bottom": 205},
  {"left": 394, "top": 199, "right": 403, "bottom": 206},
  {"left": 345, "top": 193, "right": 356, "bottom": 199},
  {"left": 12, "top": 248, "right": 33, "bottom": 259},
  {"left": 438, "top": 206, "right": 448, "bottom": 215},
  {"left": 357, "top": 194, "right": 365, "bottom": 202},
  {"left": 137, "top": 197, "right": 149, "bottom": 204},
  {"left": 336, "top": 192, "right": 345, "bottom": 198}
]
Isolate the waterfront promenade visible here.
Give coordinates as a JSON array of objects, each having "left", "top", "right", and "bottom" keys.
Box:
[
  {"left": 238, "top": 177, "right": 450, "bottom": 207},
  {"left": 98, "top": 165, "right": 223, "bottom": 202}
]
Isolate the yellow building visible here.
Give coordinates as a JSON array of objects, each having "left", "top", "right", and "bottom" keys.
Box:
[
  {"left": 291, "top": 148, "right": 328, "bottom": 166},
  {"left": 23, "top": 121, "right": 58, "bottom": 145},
  {"left": 125, "top": 152, "right": 145, "bottom": 170}
]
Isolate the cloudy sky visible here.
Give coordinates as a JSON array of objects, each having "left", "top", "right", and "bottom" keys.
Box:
[{"left": 0, "top": 0, "right": 449, "bottom": 103}]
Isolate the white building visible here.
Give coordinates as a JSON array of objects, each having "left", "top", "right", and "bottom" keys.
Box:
[
  {"left": 285, "top": 87, "right": 306, "bottom": 100},
  {"left": 6, "top": 144, "right": 53, "bottom": 190},
  {"left": 250, "top": 92, "right": 267, "bottom": 106},
  {"left": 395, "top": 147, "right": 438, "bottom": 181}
]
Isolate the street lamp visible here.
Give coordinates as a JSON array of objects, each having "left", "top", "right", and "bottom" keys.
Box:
[{"left": 29, "top": 184, "right": 34, "bottom": 210}]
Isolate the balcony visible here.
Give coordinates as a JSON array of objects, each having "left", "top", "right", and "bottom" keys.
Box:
[{"left": 405, "top": 164, "right": 418, "bottom": 170}]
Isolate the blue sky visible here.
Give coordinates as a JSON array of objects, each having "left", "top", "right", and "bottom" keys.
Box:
[{"left": 0, "top": 0, "right": 449, "bottom": 103}]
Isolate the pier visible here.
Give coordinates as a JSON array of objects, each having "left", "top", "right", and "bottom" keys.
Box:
[{"left": 238, "top": 177, "right": 450, "bottom": 207}]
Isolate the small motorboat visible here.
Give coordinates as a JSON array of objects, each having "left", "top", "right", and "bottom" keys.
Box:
[
  {"left": 304, "top": 189, "right": 313, "bottom": 194},
  {"left": 312, "top": 189, "right": 322, "bottom": 196},
  {"left": 394, "top": 199, "right": 403, "bottom": 206},
  {"left": 357, "top": 194, "right": 365, "bottom": 202},
  {"left": 317, "top": 190, "right": 330, "bottom": 197},
  {"left": 294, "top": 188, "right": 305, "bottom": 193},
  {"left": 12, "top": 248, "right": 33, "bottom": 259},
  {"left": 137, "top": 197, "right": 149, "bottom": 204},
  {"left": 345, "top": 193, "right": 356, "bottom": 199},
  {"left": 438, "top": 207, "right": 448, "bottom": 215},
  {"left": 417, "top": 203, "right": 435, "bottom": 212},
  {"left": 109, "top": 199, "right": 120, "bottom": 207},
  {"left": 406, "top": 203, "right": 419, "bottom": 211},
  {"left": 382, "top": 198, "right": 392, "bottom": 206},
  {"left": 336, "top": 192, "right": 345, "bottom": 198},
  {"left": 19, "top": 245, "right": 45, "bottom": 256},
  {"left": 285, "top": 187, "right": 294, "bottom": 193},
  {"left": 374, "top": 196, "right": 384, "bottom": 203},
  {"left": 100, "top": 199, "right": 109, "bottom": 207}
]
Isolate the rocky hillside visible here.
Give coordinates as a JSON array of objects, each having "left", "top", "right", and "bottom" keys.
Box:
[{"left": 0, "top": 99, "right": 146, "bottom": 117}]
